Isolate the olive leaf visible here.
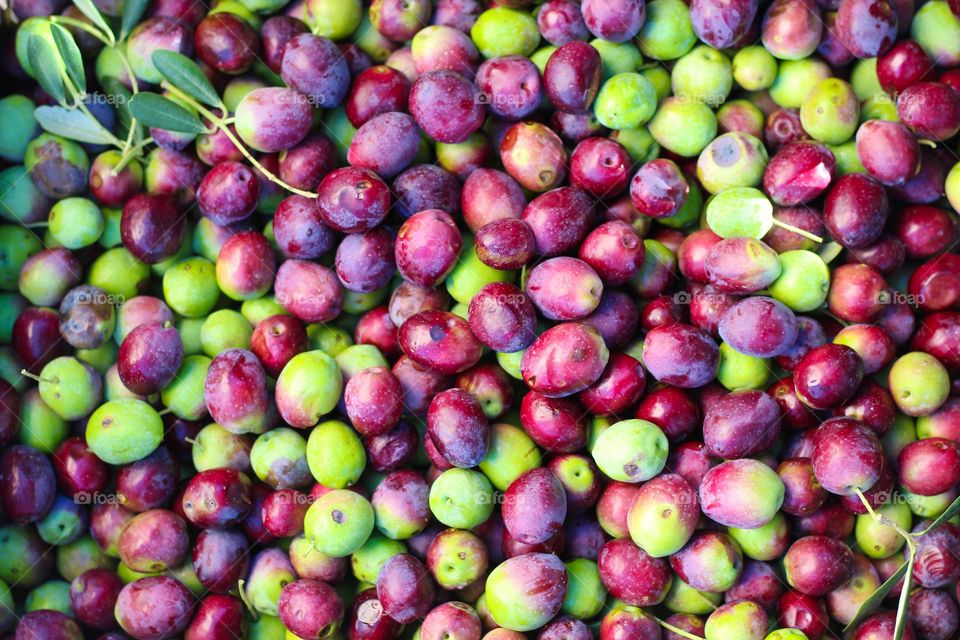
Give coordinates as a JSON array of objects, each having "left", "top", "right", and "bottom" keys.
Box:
[
  {"left": 34, "top": 105, "right": 117, "bottom": 145},
  {"left": 27, "top": 35, "right": 67, "bottom": 105},
  {"left": 843, "top": 559, "right": 909, "bottom": 632},
  {"left": 152, "top": 50, "right": 223, "bottom": 109},
  {"left": 653, "top": 615, "right": 704, "bottom": 640},
  {"left": 892, "top": 556, "right": 914, "bottom": 640},
  {"left": 50, "top": 23, "right": 86, "bottom": 98},
  {"left": 253, "top": 60, "right": 285, "bottom": 87},
  {"left": 129, "top": 92, "right": 206, "bottom": 134},
  {"left": 71, "top": 0, "right": 114, "bottom": 40},
  {"left": 120, "top": 0, "right": 150, "bottom": 41},
  {"left": 817, "top": 241, "right": 844, "bottom": 264},
  {"left": 917, "top": 494, "right": 960, "bottom": 536},
  {"left": 237, "top": 579, "right": 258, "bottom": 621}
]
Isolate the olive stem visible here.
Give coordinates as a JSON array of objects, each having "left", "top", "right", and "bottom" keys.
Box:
[
  {"left": 112, "top": 137, "right": 152, "bottom": 175},
  {"left": 61, "top": 76, "right": 127, "bottom": 151},
  {"left": 163, "top": 85, "right": 319, "bottom": 199},
  {"left": 103, "top": 42, "right": 143, "bottom": 157},
  {"left": 120, "top": 125, "right": 137, "bottom": 158},
  {"left": 119, "top": 107, "right": 140, "bottom": 158},
  {"left": 237, "top": 579, "right": 258, "bottom": 621},
  {"left": 113, "top": 48, "right": 139, "bottom": 94},
  {"left": 856, "top": 488, "right": 917, "bottom": 640},
  {"left": 770, "top": 218, "right": 823, "bottom": 243},
  {"left": 653, "top": 615, "right": 705, "bottom": 640},
  {"left": 19, "top": 369, "right": 55, "bottom": 384},
  {"left": 50, "top": 15, "right": 114, "bottom": 47},
  {"left": 855, "top": 488, "right": 879, "bottom": 519},
  {"left": 854, "top": 489, "right": 915, "bottom": 546},
  {"left": 894, "top": 552, "right": 915, "bottom": 640},
  {"left": 215, "top": 123, "right": 320, "bottom": 198}
]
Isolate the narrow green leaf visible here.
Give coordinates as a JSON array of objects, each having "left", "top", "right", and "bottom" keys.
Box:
[
  {"left": 71, "top": 0, "right": 114, "bottom": 40},
  {"left": 101, "top": 77, "right": 138, "bottom": 142},
  {"left": 152, "top": 50, "right": 223, "bottom": 108},
  {"left": 34, "top": 105, "right": 116, "bottom": 145},
  {"left": 27, "top": 36, "right": 67, "bottom": 105},
  {"left": 50, "top": 24, "right": 86, "bottom": 97},
  {"left": 843, "top": 560, "right": 909, "bottom": 632},
  {"left": 893, "top": 556, "right": 913, "bottom": 640},
  {"left": 653, "top": 616, "right": 705, "bottom": 640},
  {"left": 120, "top": 0, "right": 150, "bottom": 40},
  {"left": 918, "top": 494, "right": 960, "bottom": 536},
  {"left": 237, "top": 579, "right": 258, "bottom": 621},
  {"left": 818, "top": 241, "right": 844, "bottom": 264},
  {"left": 253, "top": 60, "right": 284, "bottom": 87},
  {"left": 129, "top": 92, "right": 206, "bottom": 134}
]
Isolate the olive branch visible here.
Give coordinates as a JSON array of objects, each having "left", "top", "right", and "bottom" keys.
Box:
[
  {"left": 842, "top": 489, "right": 960, "bottom": 639},
  {"left": 18, "top": 0, "right": 316, "bottom": 199}
]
